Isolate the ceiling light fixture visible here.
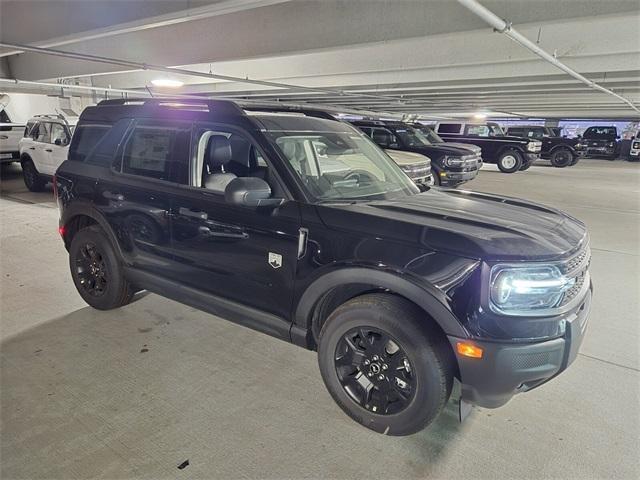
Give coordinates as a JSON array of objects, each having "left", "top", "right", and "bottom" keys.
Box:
[
  {"left": 473, "top": 112, "right": 488, "bottom": 119},
  {"left": 151, "top": 78, "right": 184, "bottom": 88}
]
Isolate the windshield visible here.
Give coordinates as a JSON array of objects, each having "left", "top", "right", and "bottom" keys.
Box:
[
  {"left": 266, "top": 128, "right": 419, "bottom": 202},
  {"left": 393, "top": 126, "right": 432, "bottom": 146},
  {"left": 415, "top": 126, "right": 444, "bottom": 144}
]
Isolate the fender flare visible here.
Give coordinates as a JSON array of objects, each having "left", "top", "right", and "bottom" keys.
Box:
[
  {"left": 294, "top": 267, "right": 468, "bottom": 338},
  {"left": 60, "top": 202, "right": 124, "bottom": 259},
  {"left": 497, "top": 144, "right": 526, "bottom": 159}
]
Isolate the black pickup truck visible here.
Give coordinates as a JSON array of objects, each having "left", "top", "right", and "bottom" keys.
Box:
[
  {"left": 505, "top": 125, "right": 585, "bottom": 167},
  {"left": 580, "top": 126, "right": 619, "bottom": 159},
  {"left": 433, "top": 121, "right": 542, "bottom": 173},
  {"left": 351, "top": 120, "right": 481, "bottom": 187}
]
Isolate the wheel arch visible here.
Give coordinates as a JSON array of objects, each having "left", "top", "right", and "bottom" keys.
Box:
[
  {"left": 497, "top": 144, "right": 525, "bottom": 158},
  {"left": 549, "top": 144, "right": 576, "bottom": 154},
  {"left": 60, "top": 204, "right": 121, "bottom": 258},
  {"left": 294, "top": 267, "right": 469, "bottom": 348}
]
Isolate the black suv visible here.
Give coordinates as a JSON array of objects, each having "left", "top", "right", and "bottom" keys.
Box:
[
  {"left": 55, "top": 98, "right": 592, "bottom": 436},
  {"left": 580, "top": 126, "right": 619, "bottom": 159},
  {"left": 433, "top": 121, "right": 542, "bottom": 173},
  {"left": 506, "top": 125, "right": 585, "bottom": 167},
  {"left": 350, "top": 120, "right": 481, "bottom": 187}
]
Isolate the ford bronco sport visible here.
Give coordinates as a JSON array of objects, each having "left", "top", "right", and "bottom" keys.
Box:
[{"left": 55, "top": 98, "right": 592, "bottom": 436}]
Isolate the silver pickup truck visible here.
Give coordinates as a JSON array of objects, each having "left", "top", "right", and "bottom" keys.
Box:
[{"left": 0, "top": 105, "right": 24, "bottom": 164}]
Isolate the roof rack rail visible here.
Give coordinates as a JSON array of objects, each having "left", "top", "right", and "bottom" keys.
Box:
[
  {"left": 240, "top": 103, "right": 337, "bottom": 121},
  {"left": 97, "top": 97, "right": 245, "bottom": 116}
]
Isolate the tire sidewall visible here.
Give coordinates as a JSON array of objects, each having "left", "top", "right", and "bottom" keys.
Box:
[
  {"left": 21, "top": 158, "right": 44, "bottom": 191},
  {"left": 69, "top": 227, "right": 127, "bottom": 310},
  {"left": 497, "top": 149, "right": 522, "bottom": 173},
  {"left": 318, "top": 302, "right": 449, "bottom": 436},
  {"left": 430, "top": 167, "right": 441, "bottom": 186},
  {"left": 550, "top": 148, "right": 573, "bottom": 167}
]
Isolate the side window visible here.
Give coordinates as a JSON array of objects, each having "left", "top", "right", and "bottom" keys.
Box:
[
  {"left": 508, "top": 128, "right": 523, "bottom": 137},
  {"left": 24, "top": 121, "right": 36, "bottom": 137},
  {"left": 36, "top": 122, "right": 51, "bottom": 143},
  {"left": 193, "top": 125, "right": 273, "bottom": 193},
  {"left": 50, "top": 123, "right": 67, "bottom": 145},
  {"left": 370, "top": 127, "right": 398, "bottom": 148},
  {"left": 465, "top": 125, "right": 490, "bottom": 137},
  {"left": 69, "top": 125, "right": 111, "bottom": 162},
  {"left": 437, "top": 123, "right": 462, "bottom": 134},
  {"left": 121, "top": 123, "right": 190, "bottom": 183}
]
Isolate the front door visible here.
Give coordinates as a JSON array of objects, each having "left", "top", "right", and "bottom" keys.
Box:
[{"left": 169, "top": 124, "right": 301, "bottom": 321}]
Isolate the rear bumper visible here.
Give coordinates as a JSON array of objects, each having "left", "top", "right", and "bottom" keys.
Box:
[
  {"left": 0, "top": 151, "right": 20, "bottom": 163},
  {"left": 448, "top": 285, "right": 591, "bottom": 408}
]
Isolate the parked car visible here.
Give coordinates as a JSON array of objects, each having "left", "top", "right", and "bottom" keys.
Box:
[
  {"left": 432, "top": 121, "right": 542, "bottom": 173},
  {"left": 19, "top": 114, "right": 76, "bottom": 191},
  {"left": 0, "top": 109, "right": 24, "bottom": 164},
  {"left": 580, "top": 125, "right": 619, "bottom": 159},
  {"left": 505, "top": 125, "right": 585, "bottom": 167},
  {"left": 629, "top": 131, "right": 640, "bottom": 162},
  {"left": 56, "top": 98, "right": 592, "bottom": 436},
  {"left": 351, "top": 120, "right": 481, "bottom": 187}
]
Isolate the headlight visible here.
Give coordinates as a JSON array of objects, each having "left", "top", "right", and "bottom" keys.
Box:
[
  {"left": 526, "top": 142, "right": 537, "bottom": 152},
  {"left": 444, "top": 156, "right": 464, "bottom": 167},
  {"left": 489, "top": 264, "right": 575, "bottom": 315}
]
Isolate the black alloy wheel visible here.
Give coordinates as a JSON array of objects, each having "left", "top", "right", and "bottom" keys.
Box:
[
  {"left": 335, "top": 326, "right": 416, "bottom": 415},
  {"left": 75, "top": 241, "right": 108, "bottom": 297},
  {"left": 550, "top": 148, "right": 573, "bottom": 168},
  {"left": 21, "top": 159, "right": 45, "bottom": 192}
]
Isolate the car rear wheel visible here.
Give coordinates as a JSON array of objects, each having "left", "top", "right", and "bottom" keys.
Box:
[
  {"left": 21, "top": 158, "right": 45, "bottom": 192},
  {"left": 550, "top": 148, "right": 574, "bottom": 168},
  {"left": 496, "top": 150, "right": 522, "bottom": 173},
  {"left": 69, "top": 225, "right": 134, "bottom": 310},
  {"left": 318, "top": 293, "right": 454, "bottom": 436}
]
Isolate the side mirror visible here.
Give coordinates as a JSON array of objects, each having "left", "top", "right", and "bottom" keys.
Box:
[
  {"left": 224, "top": 177, "right": 284, "bottom": 208},
  {"left": 54, "top": 138, "right": 63, "bottom": 146}
]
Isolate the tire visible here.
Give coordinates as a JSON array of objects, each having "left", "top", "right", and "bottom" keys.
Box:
[
  {"left": 496, "top": 150, "right": 522, "bottom": 173},
  {"left": 69, "top": 225, "right": 134, "bottom": 310},
  {"left": 317, "top": 293, "right": 454, "bottom": 436},
  {"left": 550, "top": 148, "right": 574, "bottom": 168},
  {"left": 21, "top": 158, "right": 45, "bottom": 192},
  {"left": 570, "top": 156, "right": 580, "bottom": 166},
  {"left": 430, "top": 168, "right": 441, "bottom": 186},
  {"left": 519, "top": 161, "right": 532, "bottom": 171}
]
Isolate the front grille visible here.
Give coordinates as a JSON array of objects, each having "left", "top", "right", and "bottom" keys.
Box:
[{"left": 559, "top": 245, "right": 591, "bottom": 306}]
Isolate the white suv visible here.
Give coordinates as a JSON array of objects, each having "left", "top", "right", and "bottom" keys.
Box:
[{"left": 19, "top": 115, "right": 76, "bottom": 191}]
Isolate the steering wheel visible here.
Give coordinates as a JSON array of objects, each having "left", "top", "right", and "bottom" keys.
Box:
[{"left": 344, "top": 169, "right": 376, "bottom": 185}]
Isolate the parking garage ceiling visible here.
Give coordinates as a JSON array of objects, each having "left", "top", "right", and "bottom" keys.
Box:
[{"left": 1, "top": 0, "right": 639, "bottom": 119}]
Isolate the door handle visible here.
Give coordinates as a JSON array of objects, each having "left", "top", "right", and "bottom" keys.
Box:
[
  {"left": 179, "top": 207, "right": 208, "bottom": 220},
  {"left": 29, "top": 147, "right": 35, "bottom": 150},
  {"left": 103, "top": 191, "right": 124, "bottom": 201},
  {"left": 198, "top": 225, "right": 248, "bottom": 239},
  {"left": 45, "top": 148, "right": 53, "bottom": 152},
  {"left": 0, "top": 135, "right": 8, "bottom": 140}
]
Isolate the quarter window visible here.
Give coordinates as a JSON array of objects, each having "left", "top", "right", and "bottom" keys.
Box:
[
  {"left": 437, "top": 123, "right": 462, "bottom": 134},
  {"left": 122, "top": 124, "right": 190, "bottom": 183}
]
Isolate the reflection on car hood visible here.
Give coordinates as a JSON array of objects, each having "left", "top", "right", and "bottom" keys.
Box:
[
  {"left": 385, "top": 149, "right": 431, "bottom": 166},
  {"left": 317, "top": 188, "right": 587, "bottom": 261}
]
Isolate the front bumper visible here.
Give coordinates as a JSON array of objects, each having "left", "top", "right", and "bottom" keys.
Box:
[
  {"left": 525, "top": 152, "right": 540, "bottom": 163},
  {"left": 448, "top": 285, "right": 591, "bottom": 408},
  {"left": 439, "top": 169, "right": 478, "bottom": 187}
]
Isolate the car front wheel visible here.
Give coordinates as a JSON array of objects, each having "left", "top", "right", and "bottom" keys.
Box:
[
  {"left": 496, "top": 150, "right": 523, "bottom": 173},
  {"left": 318, "top": 293, "right": 454, "bottom": 436}
]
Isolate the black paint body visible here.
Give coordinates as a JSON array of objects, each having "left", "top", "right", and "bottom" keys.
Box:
[
  {"left": 56, "top": 99, "right": 591, "bottom": 409},
  {"left": 506, "top": 125, "right": 585, "bottom": 161}
]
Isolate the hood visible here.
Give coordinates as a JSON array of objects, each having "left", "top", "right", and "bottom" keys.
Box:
[
  {"left": 317, "top": 189, "right": 587, "bottom": 262},
  {"left": 385, "top": 149, "right": 430, "bottom": 167},
  {"left": 398, "top": 143, "right": 472, "bottom": 159},
  {"left": 445, "top": 142, "right": 481, "bottom": 154}
]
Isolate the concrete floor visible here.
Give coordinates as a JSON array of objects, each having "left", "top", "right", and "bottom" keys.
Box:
[{"left": 1, "top": 159, "right": 638, "bottom": 479}]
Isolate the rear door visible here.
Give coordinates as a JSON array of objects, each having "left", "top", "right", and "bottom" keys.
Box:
[
  {"left": 93, "top": 118, "right": 191, "bottom": 278},
  {"left": 169, "top": 122, "right": 301, "bottom": 321}
]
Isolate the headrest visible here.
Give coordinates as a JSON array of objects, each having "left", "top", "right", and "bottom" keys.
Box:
[
  {"left": 372, "top": 129, "right": 393, "bottom": 147},
  {"left": 206, "top": 135, "right": 232, "bottom": 168},
  {"left": 280, "top": 141, "right": 299, "bottom": 160}
]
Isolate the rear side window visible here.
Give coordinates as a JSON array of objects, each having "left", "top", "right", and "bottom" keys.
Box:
[
  {"left": 70, "top": 125, "right": 111, "bottom": 162},
  {"left": 121, "top": 123, "right": 190, "bottom": 183},
  {"left": 436, "top": 123, "right": 462, "bottom": 134},
  {"left": 508, "top": 128, "right": 523, "bottom": 136},
  {"left": 24, "top": 121, "right": 36, "bottom": 137},
  {"left": 0, "top": 110, "right": 10, "bottom": 123}
]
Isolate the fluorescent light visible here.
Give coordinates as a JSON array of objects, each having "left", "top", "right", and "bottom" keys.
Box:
[
  {"left": 473, "top": 112, "right": 487, "bottom": 119},
  {"left": 151, "top": 78, "right": 184, "bottom": 88}
]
